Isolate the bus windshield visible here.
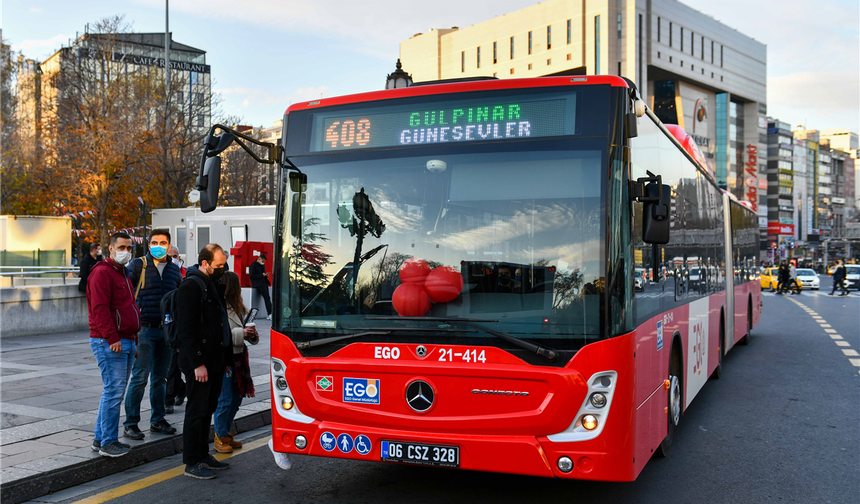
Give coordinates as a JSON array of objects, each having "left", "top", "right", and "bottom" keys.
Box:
[{"left": 278, "top": 140, "right": 606, "bottom": 349}]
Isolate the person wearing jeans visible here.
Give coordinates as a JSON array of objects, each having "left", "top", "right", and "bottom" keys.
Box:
[
  {"left": 213, "top": 271, "right": 258, "bottom": 453},
  {"left": 86, "top": 232, "right": 141, "bottom": 457},
  {"left": 123, "top": 229, "right": 182, "bottom": 440},
  {"left": 91, "top": 337, "right": 136, "bottom": 452},
  {"left": 123, "top": 325, "right": 172, "bottom": 432}
]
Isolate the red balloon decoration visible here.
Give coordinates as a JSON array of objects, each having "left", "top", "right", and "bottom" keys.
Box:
[
  {"left": 424, "top": 266, "right": 464, "bottom": 303},
  {"left": 399, "top": 258, "right": 431, "bottom": 284},
  {"left": 392, "top": 283, "right": 431, "bottom": 317}
]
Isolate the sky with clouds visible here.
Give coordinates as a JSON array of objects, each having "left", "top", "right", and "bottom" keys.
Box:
[{"left": 2, "top": 0, "right": 858, "bottom": 132}]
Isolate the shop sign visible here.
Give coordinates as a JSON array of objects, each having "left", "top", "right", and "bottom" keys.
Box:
[
  {"left": 768, "top": 222, "right": 794, "bottom": 235},
  {"left": 745, "top": 144, "right": 758, "bottom": 211}
]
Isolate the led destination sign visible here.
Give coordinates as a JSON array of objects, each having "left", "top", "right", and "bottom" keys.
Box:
[{"left": 310, "top": 97, "right": 570, "bottom": 152}]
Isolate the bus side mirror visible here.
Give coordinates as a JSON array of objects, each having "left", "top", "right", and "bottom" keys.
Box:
[
  {"left": 642, "top": 183, "right": 671, "bottom": 244},
  {"left": 289, "top": 172, "right": 306, "bottom": 237},
  {"left": 198, "top": 156, "right": 222, "bottom": 213}
]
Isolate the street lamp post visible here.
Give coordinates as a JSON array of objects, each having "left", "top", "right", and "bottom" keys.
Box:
[{"left": 385, "top": 59, "right": 413, "bottom": 89}]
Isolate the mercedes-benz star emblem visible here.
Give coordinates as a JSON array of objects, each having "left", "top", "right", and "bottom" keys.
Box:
[
  {"left": 416, "top": 345, "right": 427, "bottom": 357},
  {"left": 405, "top": 380, "right": 434, "bottom": 412}
]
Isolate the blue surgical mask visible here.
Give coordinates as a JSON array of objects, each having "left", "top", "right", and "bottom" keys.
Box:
[{"left": 150, "top": 246, "right": 168, "bottom": 259}]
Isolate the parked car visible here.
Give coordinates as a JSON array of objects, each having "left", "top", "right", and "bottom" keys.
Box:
[{"left": 795, "top": 268, "right": 819, "bottom": 290}]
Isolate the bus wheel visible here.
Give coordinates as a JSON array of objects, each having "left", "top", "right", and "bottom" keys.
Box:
[
  {"left": 656, "top": 346, "right": 682, "bottom": 458},
  {"left": 739, "top": 299, "right": 752, "bottom": 345},
  {"left": 711, "top": 315, "right": 725, "bottom": 380}
]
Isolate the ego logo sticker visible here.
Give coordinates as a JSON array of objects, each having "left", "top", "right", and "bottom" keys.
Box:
[{"left": 343, "top": 378, "right": 380, "bottom": 405}]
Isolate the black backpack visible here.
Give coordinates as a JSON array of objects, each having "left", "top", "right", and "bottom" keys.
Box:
[{"left": 161, "top": 275, "right": 207, "bottom": 349}]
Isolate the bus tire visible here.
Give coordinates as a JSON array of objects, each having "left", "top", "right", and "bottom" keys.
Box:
[
  {"left": 656, "top": 342, "right": 682, "bottom": 458},
  {"left": 739, "top": 298, "right": 752, "bottom": 345},
  {"left": 711, "top": 312, "right": 725, "bottom": 380}
]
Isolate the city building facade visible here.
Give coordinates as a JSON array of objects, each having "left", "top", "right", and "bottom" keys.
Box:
[
  {"left": 16, "top": 30, "right": 211, "bottom": 150},
  {"left": 400, "top": 0, "right": 768, "bottom": 254},
  {"left": 766, "top": 118, "right": 794, "bottom": 261}
]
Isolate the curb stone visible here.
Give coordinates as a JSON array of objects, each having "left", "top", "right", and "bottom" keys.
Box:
[{"left": 0, "top": 410, "right": 271, "bottom": 504}]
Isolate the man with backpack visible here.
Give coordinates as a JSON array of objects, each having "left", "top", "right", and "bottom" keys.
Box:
[
  {"left": 123, "top": 229, "right": 182, "bottom": 440},
  {"left": 174, "top": 244, "right": 232, "bottom": 479}
]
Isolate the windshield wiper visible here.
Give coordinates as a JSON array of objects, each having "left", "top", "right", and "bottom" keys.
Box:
[
  {"left": 295, "top": 331, "right": 391, "bottom": 350},
  {"left": 366, "top": 316, "right": 558, "bottom": 361}
]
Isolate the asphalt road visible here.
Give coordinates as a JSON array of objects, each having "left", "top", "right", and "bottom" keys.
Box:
[{"left": 44, "top": 278, "right": 860, "bottom": 504}]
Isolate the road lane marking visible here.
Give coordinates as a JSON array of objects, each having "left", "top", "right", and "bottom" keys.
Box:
[
  {"left": 70, "top": 436, "right": 272, "bottom": 504},
  {"left": 787, "top": 297, "right": 858, "bottom": 374}
]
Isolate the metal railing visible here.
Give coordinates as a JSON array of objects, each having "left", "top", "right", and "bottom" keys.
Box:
[{"left": 0, "top": 266, "right": 80, "bottom": 287}]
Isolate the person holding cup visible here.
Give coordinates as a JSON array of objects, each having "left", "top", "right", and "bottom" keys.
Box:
[{"left": 213, "top": 271, "right": 259, "bottom": 453}]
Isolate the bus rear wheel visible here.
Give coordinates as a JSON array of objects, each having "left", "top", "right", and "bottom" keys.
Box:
[{"left": 656, "top": 345, "right": 682, "bottom": 458}]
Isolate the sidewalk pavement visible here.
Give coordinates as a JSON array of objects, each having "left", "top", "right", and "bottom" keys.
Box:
[{"left": 0, "top": 323, "right": 273, "bottom": 503}]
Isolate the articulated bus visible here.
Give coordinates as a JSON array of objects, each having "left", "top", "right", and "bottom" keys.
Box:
[{"left": 198, "top": 75, "right": 761, "bottom": 480}]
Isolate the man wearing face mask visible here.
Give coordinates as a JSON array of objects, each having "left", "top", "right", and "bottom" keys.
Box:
[
  {"left": 169, "top": 246, "right": 186, "bottom": 277},
  {"left": 122, "top": 229, "right": 182, "bottom": 440},
  {"left": 176, "top": 244, "right": 232, "bottom": 479},
  {"left": 86, "top": 232, "right": 141, "bottom": 457}
]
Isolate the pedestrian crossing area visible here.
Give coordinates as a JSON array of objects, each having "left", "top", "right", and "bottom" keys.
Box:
[{"left": 761, "top": 289, "right": 856, "bottom": 298}]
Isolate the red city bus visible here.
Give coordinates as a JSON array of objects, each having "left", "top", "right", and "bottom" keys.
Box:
[{"left": 196, "top": 75, "right": 761, "bottom": 481}]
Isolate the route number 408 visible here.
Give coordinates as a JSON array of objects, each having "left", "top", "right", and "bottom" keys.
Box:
[
  {"left": 438, "top": 348, "right": 487, "bottom": 363},
  {"left": 326, "top": 119, "right": 371, "bottom": 148}
]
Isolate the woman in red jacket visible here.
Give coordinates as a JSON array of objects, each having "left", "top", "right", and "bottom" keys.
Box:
[{"left": 87, "top": 232, "right": 141, "bottom": 458}]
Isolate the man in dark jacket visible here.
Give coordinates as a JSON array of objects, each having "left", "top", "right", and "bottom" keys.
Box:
[
  {"left": 177, "top": 243, "right": 232, "bottom": 479},
  {"left": 248, "top": 253, "right": 272, "bottom": 320},
  {"left": 777, "top": 260, "right": 790, "bottom": 295},
  {"left": 87, "top": 232, "right": 140, "bottom": 458},
  {"left": 123, "top": 229, "right": 182, "bottom": 440},
  {"left": 78, "top": 242, "right": 102, "bottom": 293},
  {"left": 829, "top": 260, "right": 848, "bottom": 296},
  {"left": 165, "top": 245, "right": 187, "bottom": 414}
]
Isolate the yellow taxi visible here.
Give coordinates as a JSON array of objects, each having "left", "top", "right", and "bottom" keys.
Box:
[{"left": 760, "top": 267, "right": 801, "bottom": 291}]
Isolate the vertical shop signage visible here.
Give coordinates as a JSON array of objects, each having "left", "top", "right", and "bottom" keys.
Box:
[{"left": 745, "top": 144, "right": 758, "bottom": 211}]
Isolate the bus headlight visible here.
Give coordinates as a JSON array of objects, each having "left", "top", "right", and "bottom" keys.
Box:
[
  {"left": 281, "top": 396, "right": 294, "bottom": 410},
  {"left": 295, "top": 435, "right": 307, "bottom": 449},
  {"left": 276, "top": 377, "right": 288, "bottom": 390},
  {"left": 581, "top": 414, "right": 598, "bottom": 430},
  {"left": 590, "top": 393, "right": 607, "bottom": 408}
]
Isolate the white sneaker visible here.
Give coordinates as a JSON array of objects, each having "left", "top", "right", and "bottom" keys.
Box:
[{"left": 266, "top": 314, "right": 272, "bottom": 320}]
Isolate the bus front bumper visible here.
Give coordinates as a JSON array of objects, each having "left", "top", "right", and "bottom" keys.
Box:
[{"left": 270, "top": 419, "right": 634, "bottom": 481}]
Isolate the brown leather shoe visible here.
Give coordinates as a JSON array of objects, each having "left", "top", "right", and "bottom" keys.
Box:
[
  {"left": 214, "top": 435, "right": 233, "bottom": 453},
  {"left": 225, "top": 433, "right": 243, "bottom": 449}
]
